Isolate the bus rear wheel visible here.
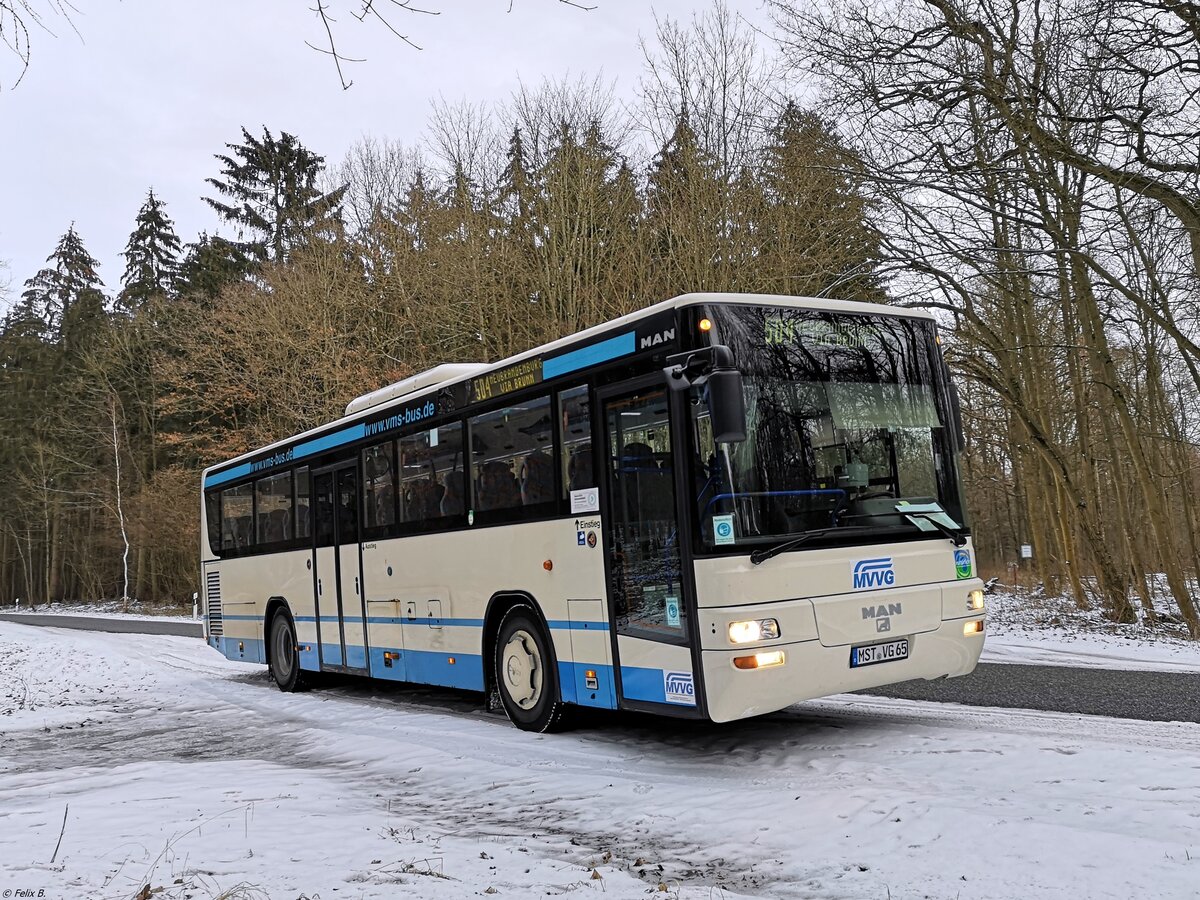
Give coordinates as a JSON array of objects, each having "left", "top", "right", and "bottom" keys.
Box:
[
  {"left": 494, "top": 606, "right": 569, "bottom": 733},
  {"left": 269, "top": 610, "right": 307, "bottom": 692}
]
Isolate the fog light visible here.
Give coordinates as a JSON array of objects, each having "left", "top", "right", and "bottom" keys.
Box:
[
  {"left": 728, "top": 618, "right": 781, "bottom": 644},
  {"left": 733, "top": 650, "right": 785, "bottom": 670},
  {"left": 963, "top": 620, "right": 984, "bottom": 636},
  {"left": 967, "top": 589, "right": 984, "bottom": 611}
]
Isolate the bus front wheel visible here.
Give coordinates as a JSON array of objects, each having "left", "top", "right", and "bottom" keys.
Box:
[
  {"left": 494, "top": 606, "right": 569, "bottom": 733},
  {"left": 269, "top": 610, "right": 307, "bottom": 693}
]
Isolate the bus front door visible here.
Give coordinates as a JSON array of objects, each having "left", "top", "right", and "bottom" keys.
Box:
[
  {"left": 312, "top": 464, "right": 369, "bottom": 672},
  {"left": 599, "top": 381, "right": 699, "bottom": 715}
]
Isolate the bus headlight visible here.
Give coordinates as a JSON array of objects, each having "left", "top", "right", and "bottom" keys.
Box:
[
  {"left": 728, "top": 618, "right": 780, "bottom": 644},
  {"left": 967, "top": 589, "right": 985, "bottom": 611}
]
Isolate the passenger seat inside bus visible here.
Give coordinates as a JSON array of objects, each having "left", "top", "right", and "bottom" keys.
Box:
[{"left": 519, "top": 451, "right": 554, "bottom": 505}]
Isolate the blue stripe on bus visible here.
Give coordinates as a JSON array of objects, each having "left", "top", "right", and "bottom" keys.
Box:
[
  {"left": 558, "top": 661, "right": 617, "bottom": 709},
  {"left": 205, "top": 463, "right": 253, "bottom": 489},
  {"left": 292, "top": 614, "right": 608, "bottom": 630},
  {"left": 214, "top": 635, "right": 266, "bottom": 664},
  {"left": 293, "top": 423, "right": 366, "bottom": 460},
  {"left": 545, "top": 619, "right": 609, "bottom": 632},
  {"left": 620, "top": 665, "right": 674, "bottom": 705},
  {"left": 204, "top": 422, "right": 368, "bottom": 488},
  {"left": 213, "top": 633, "right": 617, "bottom": 710},
  {"left": 543, "top": 331, "right": 636, "bottom": 379},
  {"left": 368, "top": 646, "right": 485, "bottom": 690}
]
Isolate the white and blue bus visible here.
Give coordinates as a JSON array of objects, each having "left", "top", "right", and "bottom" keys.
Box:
[{"left": 200, "top": 293, "right": 985, "bottom": 731}]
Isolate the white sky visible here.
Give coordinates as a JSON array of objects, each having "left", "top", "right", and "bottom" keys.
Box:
[{"left": 0, "top": 0, "right": 777, "bottom": 303}]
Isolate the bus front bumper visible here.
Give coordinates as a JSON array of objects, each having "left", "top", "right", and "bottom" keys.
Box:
[{"left": 701, "top": 615, "right": 985, "bottom": 723}]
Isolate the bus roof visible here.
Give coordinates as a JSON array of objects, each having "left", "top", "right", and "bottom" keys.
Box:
[{"left": 201, "top": 293, "right": 933, "bottom": 482}]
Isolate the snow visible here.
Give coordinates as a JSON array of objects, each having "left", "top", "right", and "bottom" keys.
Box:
[
  {"left": 0, "top": 600, "right": 195, "bottom": 623},
  {"left": 2, "top": 621, "right": 1199, "bottom": 899},
  {"left": 981, "top": 586, "right": 1200, "bottom": 673}
]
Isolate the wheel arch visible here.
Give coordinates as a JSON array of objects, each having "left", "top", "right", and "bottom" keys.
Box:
[
  {"left": 263, "top": 596, "right": 293, "bottom": 669},
  {"left": 482, "top": 590, "right": 553, "bottom": 692}
]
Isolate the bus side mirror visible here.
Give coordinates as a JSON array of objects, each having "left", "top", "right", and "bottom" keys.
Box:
[
  {"left": 705, "top": 368, "right": 747, "bottom": 444},
  {"left": 664, "top": 344, "right": 747, "bottom": 444}
]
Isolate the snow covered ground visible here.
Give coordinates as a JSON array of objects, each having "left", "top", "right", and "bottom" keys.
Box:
[
  {"left": 1, "top": 622, "right": 1198, "bottom": 899},
  {"left": 1, "top": 599, "right": 196, "bottom": 622},
  {"left": 981, "top": 586, "right": 1200, "bottom": 673}
]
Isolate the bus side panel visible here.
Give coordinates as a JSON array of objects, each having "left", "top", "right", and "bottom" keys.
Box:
[
  {"left": 359, "top": 518, "right": 612, "bottom": 704},
  {"left": 290, "top": 549, "right": 320, "bottom": 672},
  {"left": 205, "top": 549, "right": 315, "bottom": 668}
]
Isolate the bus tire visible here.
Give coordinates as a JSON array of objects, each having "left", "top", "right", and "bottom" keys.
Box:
[
  {"left": 494, "top": 605, "right": 569, "bottom": 733},
  {"left": 268, "top": 609, "right": 307, "bottom": 693}
]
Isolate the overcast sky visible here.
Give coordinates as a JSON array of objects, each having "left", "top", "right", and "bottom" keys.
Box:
[{"left": 0, "top": 0, "right": 777, "bottom": 304}]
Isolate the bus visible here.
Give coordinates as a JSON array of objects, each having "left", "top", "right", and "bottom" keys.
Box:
[{"left": 200, "top": 292, "right": 985, "bottom": 731}]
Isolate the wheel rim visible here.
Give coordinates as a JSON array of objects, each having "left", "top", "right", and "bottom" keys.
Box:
[
  {"left": 274, "top": 621, "right": 295, "bottom": 680},
  {"left": 501, "top": 629, "right": 543, "bottom": 710}
]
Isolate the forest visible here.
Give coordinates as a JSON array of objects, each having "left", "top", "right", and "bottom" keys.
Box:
[{"left": 0, "top": 0, "right": 1197, "bottom": 637}]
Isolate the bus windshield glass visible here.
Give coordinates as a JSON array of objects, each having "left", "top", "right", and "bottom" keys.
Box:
[{"left": 691, "top": 305, "right": 966, "bottom": 549}]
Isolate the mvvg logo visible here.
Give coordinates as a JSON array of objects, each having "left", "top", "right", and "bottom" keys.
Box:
[
  {"left": 853, "top": 557, "right": 896, "bottom": 590},
  {"left": 663, "top": 671, "right": 696, "bottom": 705}
]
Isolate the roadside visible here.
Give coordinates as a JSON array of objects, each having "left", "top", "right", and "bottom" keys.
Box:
[{"left": 980, "top": 584, "right": 1200, "bottom": 674}]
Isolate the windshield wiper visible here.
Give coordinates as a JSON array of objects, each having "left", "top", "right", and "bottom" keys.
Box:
[
  {"left": 905, "top": 512, "right": 967, "bottom": 547},
  {"left": 749, "top": 526, "right": 876, "bottom": 566}
]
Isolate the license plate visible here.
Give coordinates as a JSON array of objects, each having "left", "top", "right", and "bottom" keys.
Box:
[{"left": 850, "top": 638, "right": 910, "bottom": 668}]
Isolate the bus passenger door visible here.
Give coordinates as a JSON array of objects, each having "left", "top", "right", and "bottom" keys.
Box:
[
  {"left": 312, "top": 464, "right": 369, "bottom": 673},
  {"left": 599, "top": 381, "right": 699, "bottom": 714}
]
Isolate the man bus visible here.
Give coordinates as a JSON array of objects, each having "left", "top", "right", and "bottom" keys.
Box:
[{"left": 200, "top": 293, "right": 985, "bottom": 731}]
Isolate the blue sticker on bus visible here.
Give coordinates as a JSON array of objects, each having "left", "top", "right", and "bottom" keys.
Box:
[{"left": 663, "top": 670, "right": 695, "bottom": 705}]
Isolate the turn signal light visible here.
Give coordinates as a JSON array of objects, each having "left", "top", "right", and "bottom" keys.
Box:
[
  {"left": 967, "top": 589, "right": 984, "bottom": 611},
  {"left": 699, "top": 317, "right": 713, "bottom": 332},
  {"left": 963, "top": 620, "right": 984, "bottom": 636},
  {"left": 733, "top": 650, "right": 785, "bottom": 670}
]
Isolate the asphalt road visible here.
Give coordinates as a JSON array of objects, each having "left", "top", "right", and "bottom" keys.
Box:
[
  {"left": 0, "top": 612, "right": 203, "bottom": 637},
  {"left": 861, "top": 661, "right": 1200, "bottom": 723},
  {"left": 2, "top": 613, "right": 1196, "bottom": 723}
]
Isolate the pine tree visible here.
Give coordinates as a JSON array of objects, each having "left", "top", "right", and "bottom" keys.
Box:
[
  {"left": 203, "top": 126, "right": 347, "bottom": 264},
  {"left": 176, "top": 233, "right": 253, "bottom": 302},
  {"left": 119, "top": 189, "right": 182, "bottom": 311},
  {"left": 644, "top": 108, "right": 725, "bottom": 293},
  {"left": 21, "top": 225, "right": 108, "bottom": 357},
  {"left": 759, "top": 101, "right": 882, "bottom": 300}
]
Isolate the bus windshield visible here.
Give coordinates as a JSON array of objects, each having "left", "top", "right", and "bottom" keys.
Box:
[{"left": 691, "top": 305, "right": 966, "bottom": 550}]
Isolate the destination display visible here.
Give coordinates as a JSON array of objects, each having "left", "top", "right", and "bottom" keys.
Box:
[{"left": 469, "top": 357, "right": 543, "bottom": 402}]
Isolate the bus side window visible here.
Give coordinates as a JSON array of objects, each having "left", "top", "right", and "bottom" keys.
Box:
[
  {"left": 558, "top": 385, "right": 593, "bottom": 497},
  {"left": 205, "top": 491, "right": 222, "bottom": 554},
  {"left": 470, "top": 396, "right": 554, "bottom": 516},
  {"left": 431, "top": 422, "right": 465, "bottom": 519},
  {"left": 256, "top": 471, "right": 293, "bottom": 545},
  {"left": 295, "top": 466, "right": 311, "bottom": 539},
  {"left": 221, "top": 483, "right": 253, "bottom": 551},
  {"left": 363, "top": 441, "right": 397, "bottom": 530}
]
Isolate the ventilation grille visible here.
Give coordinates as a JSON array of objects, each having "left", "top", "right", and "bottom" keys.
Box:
[{"left": 206, "top": 570, "right": 223, "bottom": 637}]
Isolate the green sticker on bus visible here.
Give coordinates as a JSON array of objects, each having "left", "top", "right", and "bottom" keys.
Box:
[{"left": 954, "top": 549, "right": 971, "bottom": 579}]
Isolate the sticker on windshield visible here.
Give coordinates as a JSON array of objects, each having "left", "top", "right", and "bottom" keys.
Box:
[
  {"left": 954, "top": 548, "right": 972, "bottom": 579},
  {"left": 712, "top": 514, "right": 735, "bottom": 545},
  {"left": 665, "top": 596, "right": 681, "bottom": 628}
]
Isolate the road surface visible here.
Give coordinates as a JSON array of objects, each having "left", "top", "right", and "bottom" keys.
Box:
[{"left": 3, "top": 613, "right": 1196, "bottom": 722}]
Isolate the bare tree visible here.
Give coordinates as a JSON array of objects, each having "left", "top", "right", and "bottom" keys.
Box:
[{"left": 1, "top": 1, "right": 602, "bottom": 91}]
